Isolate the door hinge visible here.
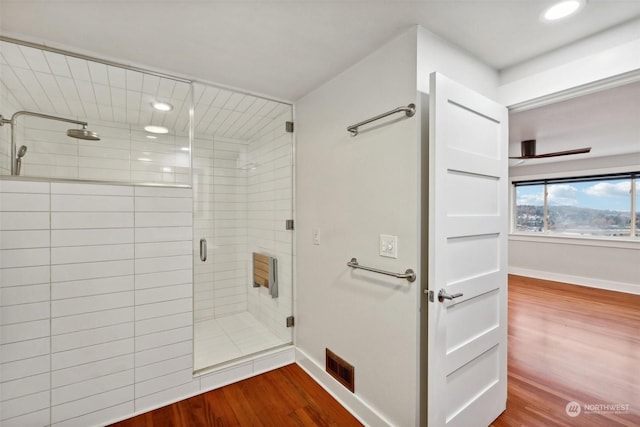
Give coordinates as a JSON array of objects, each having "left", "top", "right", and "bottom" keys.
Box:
[
  {"left": 286, "top": 316, "right": 295, "bottom": 327},
  {"left": 285, "top": 219, "right": 294, "bottom": 230},
  {"left": 285, "top": 121, "right": 294, "bottom": 133}
]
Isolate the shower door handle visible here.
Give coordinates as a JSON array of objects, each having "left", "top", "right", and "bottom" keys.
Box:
[{"left": 200, "top": 238, "right": 207, "bottom": 262}]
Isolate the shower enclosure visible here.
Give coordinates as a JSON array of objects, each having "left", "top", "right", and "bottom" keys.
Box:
[
  {"left": 0, "top": 38, "right": 294, "bottom": 375},
  {"left": 191, "top": 83, "right": 294, "bottom": 372}
]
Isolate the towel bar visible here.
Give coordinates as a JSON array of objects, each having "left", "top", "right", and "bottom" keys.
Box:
[
  {"left": 347, "top": 103, "right": 415, "bottom": 136},
  {"left": 346, "top": 257, "right": 416, "bottom": 283}
]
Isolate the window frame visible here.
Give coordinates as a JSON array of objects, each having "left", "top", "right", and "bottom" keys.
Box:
[{"left": 510, "top": 170, "right": 639, "bottom": 242}]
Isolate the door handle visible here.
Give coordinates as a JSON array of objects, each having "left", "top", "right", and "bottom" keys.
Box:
[
  {"left": 438, "top": 289, "right": 463, "bottom": 302},
  {"left": 200, "top": 238, "right": 207, "bottom": 262}
]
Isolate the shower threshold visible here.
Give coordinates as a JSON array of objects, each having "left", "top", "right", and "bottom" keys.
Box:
[{"left": 194, "top": 311, "right": 290, "bottom": 372}]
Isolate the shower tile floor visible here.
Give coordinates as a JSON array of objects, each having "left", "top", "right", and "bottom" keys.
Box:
[{"left": 194, "top": 311, "right": 289, "bottom": 371}]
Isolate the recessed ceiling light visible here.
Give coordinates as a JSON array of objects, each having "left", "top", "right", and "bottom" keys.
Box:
[
  {"left": 542, "top": 0, "right": 584, "bottom": 22},
  {"left": 144, "top": 125, "right": 169, "bottom": 134},
  {"left": 180, "top": 147, "right": 190, "bottom": 152},
  {"left": 137, "top": 157, "right": 152, "bottom": 162},
  {"left": 163, "top": 167, "right": 172, "bottom": 172},
  {"left": 146, "top": 135, "right": 157, "bottom": 140},
  {"left": 151, "top": 101, "right": 173, "bottom": 112}
]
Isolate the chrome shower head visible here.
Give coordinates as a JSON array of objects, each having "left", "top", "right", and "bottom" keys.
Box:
[{"left": 67, "top": 124, "right": 100, "bottom": 141}]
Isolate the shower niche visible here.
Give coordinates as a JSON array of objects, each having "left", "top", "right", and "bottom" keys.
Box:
[
  {"left": 191, "top": 83, "right": 294, "bottom": 371},
  {"left": 0, "top": 38, "right": 192, "bottom": 185}
]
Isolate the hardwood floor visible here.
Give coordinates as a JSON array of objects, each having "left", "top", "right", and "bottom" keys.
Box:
[
  {"left": 112, "top": 275, "right": 638, "bottom": 426},
  {"left": 109, "top": 363, "right": 362, "bottom": 427},
  {"left": 492, "top": 275, "right": 640, "bottom": 427}
]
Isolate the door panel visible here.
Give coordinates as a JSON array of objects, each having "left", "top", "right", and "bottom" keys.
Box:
[{"left": 427, "top": 72, "right": 508, "bottom": 427}]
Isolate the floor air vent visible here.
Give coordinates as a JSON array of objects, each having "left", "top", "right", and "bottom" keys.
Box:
[{"left": 326, "top": 348, "right": 355, "bottom": 392}]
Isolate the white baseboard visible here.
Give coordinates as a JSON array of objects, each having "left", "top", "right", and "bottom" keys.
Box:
[
  {"left": 508, "top": 267, "right": 640, "bottom": 295},
  {"left": 295, "top": 348, "right": 393, "bottom": 427}
]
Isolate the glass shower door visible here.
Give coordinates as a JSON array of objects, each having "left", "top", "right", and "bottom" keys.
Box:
[{"left": 192, "top": 83, "right": 293, "bottom": 372}]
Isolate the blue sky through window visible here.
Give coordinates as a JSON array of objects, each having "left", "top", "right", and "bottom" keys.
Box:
[{"left": 516, "top": 179, "right": 635, "bottom": 212}]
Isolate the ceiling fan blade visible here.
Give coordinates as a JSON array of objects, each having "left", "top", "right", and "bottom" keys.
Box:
[
  {"left": 509, "top": 146, "right": 591, "bottom": 159},
  {"left": 528, "top": 147, "right": 591, "bottom": 158}
]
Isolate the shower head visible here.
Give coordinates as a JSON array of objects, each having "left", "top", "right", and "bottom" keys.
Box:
[
  {"left": 15, "top": 145, "right": 27, "bottom": 176},
  {"left": 3, "top": 110, "right": 101, "bottom": 175},
  {"left": 67, "top": 124, "right": 100, "bottom": 141},
  {"left": 17, "top": 145, "right": 27, "bottom": 158}
]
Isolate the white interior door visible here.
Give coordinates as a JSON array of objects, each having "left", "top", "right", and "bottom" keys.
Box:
[{"left": 427, "top": 72, "right": 508, "bottom": 426}]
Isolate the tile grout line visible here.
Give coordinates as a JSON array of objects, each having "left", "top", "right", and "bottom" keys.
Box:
[
  {"left": 49, "top": 181, "right": 53, "bottom": 426},
  {"left": 133, "top": 185, "right": 137, "bottom": 413}
]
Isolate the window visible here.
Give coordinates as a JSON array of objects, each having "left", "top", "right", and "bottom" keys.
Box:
[{"left": 514, "top": 173, "right": 638, "bottom": 238}]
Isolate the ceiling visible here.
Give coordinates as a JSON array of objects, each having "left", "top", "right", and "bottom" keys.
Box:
[
  {"left": 509, "top": 80, "right": 640, "bottom": 166},
  {"left": 1, "top": 1, "right": 640, "bottom": 101},
  {"left": 0, "top": 40, "right": 289, "bottom": 140}
]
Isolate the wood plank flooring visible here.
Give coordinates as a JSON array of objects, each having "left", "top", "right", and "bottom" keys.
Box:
[
  {"left": 492, "top": 275, "right": 640, "bottom": 427},
  {"left": 112, "top": 275, "right": 638, "bottom": 426},
  {"left": 109, "top": 363, "right": 362, "bottom": 427}
]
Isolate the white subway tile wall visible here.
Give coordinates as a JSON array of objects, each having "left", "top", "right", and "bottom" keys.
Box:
[
  {"left": 212, "top": 139, "right": 250, "bottom": 319},
  {"left": 11, "top": 116, "right": 190, "bottom": 186},
  {"left": 247, "top": 110, "right": 294, "bottom": 344},
  {"left": 193, "top": 136, "right": 216, "bottom": 322},
  {"left": 133, "top": 186, "right": 199, "bottom": 411},
  {"left": 1, "top": 180, "right": 294, "bottom": 427},
  {"left": 0, "top": 80, "right": 21, "bottom": 175},
  {"left": 1, "top": 40, "right": 193, "bottom": 186},
  {"left": 0, "top": 180, "right": 50, "bottom": 427},
  {"left": 49, "top": 183, "right": 135, "bottom": 426},
  {"left": 192, "top": 136, "right": 249, "bottom": 327}
]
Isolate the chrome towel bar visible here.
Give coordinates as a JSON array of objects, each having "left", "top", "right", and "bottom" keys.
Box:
[
  {"left": 347, "top": 103, "right": 415, "bottom": 136},
  {"left": 347, "top": 257, "right": 416, "bottom": 283}
]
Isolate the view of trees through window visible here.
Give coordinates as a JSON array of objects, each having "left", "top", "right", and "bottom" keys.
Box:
[{"left": 515, "top": 174, "right": 638, "bottom": 238}]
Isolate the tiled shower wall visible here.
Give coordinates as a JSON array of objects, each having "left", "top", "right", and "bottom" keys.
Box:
[
  {"left": 2, "top": 116, "right": 190, "bottom": 185},
  {"left": 246, "top": 110, "right": 293, "bottom": 343},
  {"left": 192, "top": 109, "right": 294, "bottom": 341},
  {"left": 0, "top": 180, "right": 199, "bottom": 426},
  {"left": 0, "top": 80, "right": 21, "bottom": 175},
  {"left": 0, "top": 176, "right": 296, "bottom": 426},
  {"left": 192, "top": 136, "right": 249, "bottom": 323}
]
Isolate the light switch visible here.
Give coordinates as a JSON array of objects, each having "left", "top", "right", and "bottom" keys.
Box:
[
  {"left": 380, "top": 234, "right": 398, "bottom": 258},
  {"left": 312, "top": 228, "right": 320, "bottom": 245}
]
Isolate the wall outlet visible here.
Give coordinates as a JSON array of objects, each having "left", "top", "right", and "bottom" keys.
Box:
[
  {"left": 312, "top": 228, "right": 320, "bottom": 245},
  {"left": 380, "top": 234, "right": 397, "bottom": 258}
]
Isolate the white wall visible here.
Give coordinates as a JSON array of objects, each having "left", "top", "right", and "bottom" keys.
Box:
[
  {"left": 509, "top": 236, "right": 640, "bottom": 295},
  {"left": 509, "top": 155, "right": 640, "bottom": 295},
  {"left": 500, "top": 21, "right": 640, "bottom": 295},
  {"left": 295, "top": 25, "right": 500, "bottom": 426},
  {"left": 498, "top": 18, "right": 640, "bottom": 107},
  {"left": 416, "top": 27, "right": 498, "bottom": 99},
  {"left": 295, "top": 27, "right": 421, "bottom": 426}
]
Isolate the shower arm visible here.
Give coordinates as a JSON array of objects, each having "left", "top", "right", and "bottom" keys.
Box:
[{"left": 0, "top": 111, "right": 88, "bottom": 175}]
